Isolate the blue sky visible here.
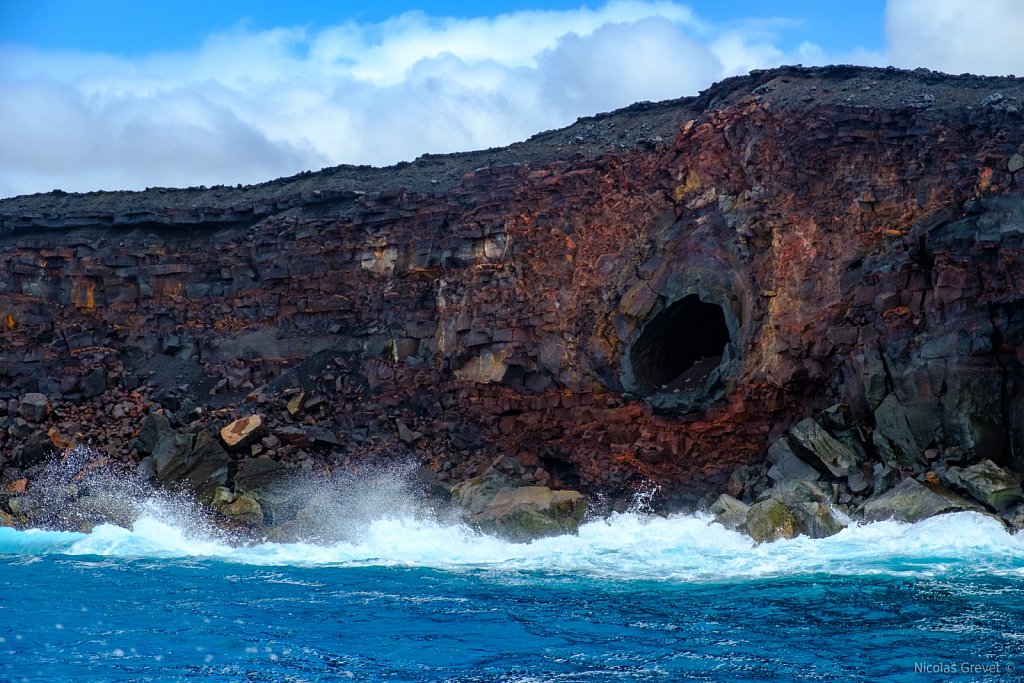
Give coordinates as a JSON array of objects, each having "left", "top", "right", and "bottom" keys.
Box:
[
  {"left": 0, "top": 0, "right": 1020, "bottom": 198},
  {"left": 0, "top": 1, "right": 887, "bottom": 56}
]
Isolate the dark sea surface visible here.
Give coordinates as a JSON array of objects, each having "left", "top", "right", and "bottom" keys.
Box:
[{"left": 2, "top": 507, "right": 1023, "bottom": 682}]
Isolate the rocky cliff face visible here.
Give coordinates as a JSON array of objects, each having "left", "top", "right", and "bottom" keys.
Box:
[{"left": 2, "top": 65, "right": 1024, "bottom": 513}]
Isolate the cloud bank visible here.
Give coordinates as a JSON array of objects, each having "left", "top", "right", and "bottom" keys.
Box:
[
  {"left": 2, "top": 0, "right": 1019, "bottom": 199},
  {"left": 886, "top": 0, "right": 1024, "bottom": 76}
]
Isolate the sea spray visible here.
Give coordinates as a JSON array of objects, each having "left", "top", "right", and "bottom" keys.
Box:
[
  {"left": 2, "top": 507, "right": 1022, "bottom": 582},
  {"left": 5, "top": 448, "right": 1024, "bottom": 581}
]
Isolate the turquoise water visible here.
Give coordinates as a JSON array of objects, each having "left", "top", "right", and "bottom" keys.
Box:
[{"left": 2, "top": 507, "right": 1024, "bottom": 681}]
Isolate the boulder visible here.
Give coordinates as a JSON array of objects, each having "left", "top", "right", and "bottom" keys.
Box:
[
  {"left": 486, "top": 487, "right": 586, "bottom": 541},
  {"left": 302, "top": 425, "right": 341, "bottom": 447},
  {"left": 788, "top": 417, "right": 860, "bottom": 477},
  {"left": 216, "top": 492, "right": 264, "bottom": 526},
  {"left": 872, "top": 395, "right": 938, "bottom": 467},
  {"left": 1000, "top": 502, "right": 1024, "bottom": 531},
  {"left": 450, "top": 472, "right": 514, "bottom": 516},
  {"left": 945, "top": 459, "right": 1024, "bottom": 512},
  {"left": 766, "top": 438, "right": 820, "bottom": 482},
  {"left": 709, "top": 493, "right": 749, "bottom": 531},
  {"left": 18, "top": 393, "right": 49, "bottom": 423},
  {"left": 286, "top": 391, "right": 305, "bottom": 416},
  {"left": 276, "top": 426, "right": 310, "bottom": 447},
  {"left": 149, "top": 431, "right": 194, "bottom": 483},
  {"left": 133, "top": 412, "right": 174, "bottom": 456},
  {"left": 142, "top": 428, "right": 229, "bottom": 504},
  {"left": 862, "top": 477, "right": 983, "bottom": 523},
  {"left": 397, "top": 421, "right": 423, "bottom": 445},
  {"left": 65, "top": 493, "right": 137, "bottom": 532},
  {"left": 232, "top": 456, "right": 295, "bottom": 524},
  {"left": 450, "top": 471, "right": 586, "bottom": 542},
  {"left": 16, "top": 431, "right": 56, "bottom": 467},
  {"left": 219, "top": 414, "right": 264, "bottom": 450},
  {"left": 80, "top": 367, "right": 107, "bottom": 399},
  {"left": 745, "top": 480, "right": 847, "bottom": 543},
  {"left": 724, "top": 464, "right": 766, "bottom": 501},
  {"left": 185, "top": 431, "right": 231, "bottom": 503}
]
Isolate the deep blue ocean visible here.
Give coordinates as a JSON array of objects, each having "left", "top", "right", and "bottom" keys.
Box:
[{"left": 2, "top": 497, "right": 1024, "bottom": 681}]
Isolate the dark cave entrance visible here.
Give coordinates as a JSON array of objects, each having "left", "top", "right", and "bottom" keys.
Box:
[{"left": 628, "top": 294, "right": 731, "bottom": 393}]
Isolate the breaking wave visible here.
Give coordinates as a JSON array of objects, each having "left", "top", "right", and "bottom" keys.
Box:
[
  {"left": 3, "top": 445, "right": 1022, "bottom": 582},
  {"left": 1, "top": 507, "right": 1022, "bottom": 582}
]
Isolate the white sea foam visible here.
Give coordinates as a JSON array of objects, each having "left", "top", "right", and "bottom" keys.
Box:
[
  {"left": 1, "top": 508, "right": 1022, "bottom": 582},
  {"left": 4, "top": 447, "right": 1022, "bottom": 580}
]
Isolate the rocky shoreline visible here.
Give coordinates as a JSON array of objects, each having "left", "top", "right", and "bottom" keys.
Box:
[
  {"left": 705, "top": 402, "right": 1024, "bottom": 542},
  {"left": 3, "top": 65, "right": 1024, "bottom": 542}
]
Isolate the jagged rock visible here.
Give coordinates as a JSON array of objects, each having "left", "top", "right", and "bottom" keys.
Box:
[
  {"left": 0, "top": 509, "right": 15, "bottom": 528},
  {"left": 18, "top": 393, "right": 49, "bottom": 423},
  {"left": 862, "top": 477, "right": 983, "bottom": 523},
  {"left": 303, "top": 425, "right": 341, "bottom": 447},
  {"left": 397, "top": 421, "right": 423, "bottom": 445},
  {"left": 276, "top": 426, "right": 310, "bottom": 448},
  {"left": 871, "top": 463, "right": 902, "bottom": 496},
  {"left": 65, "top": 493, "right": 137, "bottom": 532},
  {"left": 233, "top": 455, "right": 285, "bottom": 492},
  {"left": 142, "top": 429, "right": 228, "bottom": 504},
  {"left": 485, "top": 487, "right": 586, "bottom": 542},
  {"left": 872, "top": 396, "right": 938, "bottom": 467},
  {"left": 219, "top": 414, "right": 264, "bottom": 450},
  {"left": 450, "top": 471, "right": 586, "bottom": 542},
  {"left": 450, "top": 472, "right": 513, "bottom": 516},
  {"left": 185, "top": 431, "right": 231, "bottom": 503},
  {"left": 1000, "top": 502, "right": 1024, "bottom": 531},
  {"left": 133, "top": 412, "right": 173, "bottom": 456},
  {"left": 787, "top": 417, "right": 860, "bottom": 477},
  {"left": 766, "top": 438, "right": 820, "bottom": 482},
  {"left": 216, "top": 492, "right": 264, "bottom": 526},
  {"left": 709, "top": 494, "right": 749, "bottom": 531},
  {"left": 847, "top": 470, "right": 872, "bottom": 494},
  {"left": 725, "top": 464, "right": 761, "bottom": 500},
  {"left": 745, "top": 480, "right": 847, "bottom": 543},
  {"left": 286, "top": 391, "right": 305, "bottom": 416},
  {"left": 81, "top": 367, "right": 106, "bottom": 399},
  {"left": 945, "top": 459, "right": 1024, "bottom": 512},
  {"left": 232, "top": 456, "right": 294, "bottom": 524},
  {"left": 147, "top": 431, "right": 193, "bottom": 483}
]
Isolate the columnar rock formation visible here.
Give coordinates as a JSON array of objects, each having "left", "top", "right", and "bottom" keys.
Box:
[{"left": 2, "top": 65, "right": 1024, "bottom": 514}]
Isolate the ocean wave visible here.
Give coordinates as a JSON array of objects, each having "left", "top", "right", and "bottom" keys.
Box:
[{"left": 1, "top": 507, "right": 1021, "bottom": 582}]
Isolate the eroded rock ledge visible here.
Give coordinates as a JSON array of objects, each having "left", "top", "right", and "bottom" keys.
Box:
[{"left": 2, "top": 65, "right": 1024, "bottom": 534}]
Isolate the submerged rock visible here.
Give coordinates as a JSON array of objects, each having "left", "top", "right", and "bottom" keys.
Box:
[
  {"left": 862, "top": 477, "right": 983, "bottom": 523},
  {"left": 945, "top": 459, "right": 1024, "bottom": 512}
]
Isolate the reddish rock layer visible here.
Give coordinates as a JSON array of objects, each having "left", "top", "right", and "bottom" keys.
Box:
[{"left": 2, "top": 65, "right": 1024, "bottom": 504}]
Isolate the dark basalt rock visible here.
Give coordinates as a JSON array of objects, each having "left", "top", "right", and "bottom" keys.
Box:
[
  {"left": 3, "top": 65, "right": 1024, "bottom": 521},
  {"left": 945, "top": 459, "right": 1024, "bottom": 512},
  {"left": 862, "top": 477, "right": 983, "bottom": 523}
]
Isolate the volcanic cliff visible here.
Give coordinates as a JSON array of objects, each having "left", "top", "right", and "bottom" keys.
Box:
[{"left": 2, "top": 65, "right": 1024, "bottom": 523}]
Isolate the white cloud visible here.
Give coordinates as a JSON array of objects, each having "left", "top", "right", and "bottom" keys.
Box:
[
  {"left": 886, "top": 0, "right": 1024, "bottom": 75},
  {"left": 0, "top": 1, "right": 857, "bottom": 198}
]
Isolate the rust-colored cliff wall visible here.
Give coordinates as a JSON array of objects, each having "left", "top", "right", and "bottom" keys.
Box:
[{"left": 2, "top": 66, "right": 1024, "bottom": 504}]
